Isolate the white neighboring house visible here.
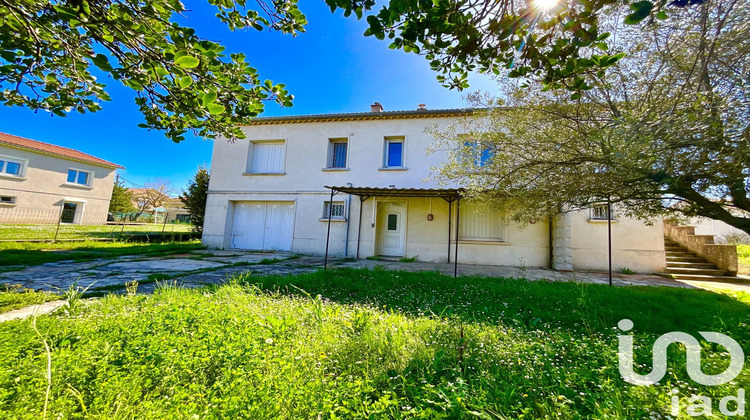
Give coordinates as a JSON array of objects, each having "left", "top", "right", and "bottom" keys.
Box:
[
  {"left": 203, "top": 104, "right": 665, "bottom": 273},
  {"left": 0, "top": 132, "right": 124, "bottom": 225}
]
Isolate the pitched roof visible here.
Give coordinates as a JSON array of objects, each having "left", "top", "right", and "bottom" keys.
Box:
[
  {"left": 250, "top": 108, "right": 474, "bottom": 125},
  {"left": 0, "top": 132, "right": 124, "bottom": 169}
]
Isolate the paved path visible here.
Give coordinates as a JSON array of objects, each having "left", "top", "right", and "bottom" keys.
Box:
[
  {"left": 0, "top": 250, "right": 698, "bottom": 296},
  {"left": 0, "top": 300, "right": 66, "bottom": 323}
]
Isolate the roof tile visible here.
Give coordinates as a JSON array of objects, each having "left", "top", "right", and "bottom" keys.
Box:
[{"left": 0, "top": 132, "right": 124, "bottom": 169}]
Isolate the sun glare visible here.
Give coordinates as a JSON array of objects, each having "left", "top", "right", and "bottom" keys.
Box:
[{"left": 534, "top": 0, "right": 558, "bottom": 11}]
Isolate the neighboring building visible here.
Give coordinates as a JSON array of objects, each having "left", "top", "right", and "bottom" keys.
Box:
[
  {"left": 164, "top": 197, "right": 190, "bottom": 223},
  {"left": 124, "top": 190, "right": 190, "bottom": 223},
  {"left": 0, "top": 132, "right": 123, "bottom": 225},
  {"left": 203, "top": 104, "right": 665, "bottom": 273}
]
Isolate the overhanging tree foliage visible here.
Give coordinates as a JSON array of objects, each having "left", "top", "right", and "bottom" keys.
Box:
[
  {"left": 180, "top": 166, "right": 209, "bottom": 233},
  {"left": 327, "top": 0, "right": 704, "bottom": 91},
  {"left": 428, "top": 0, "right": 750, "bottom": 234},
  {"left": 0, "top": 0, "right": 305, "bottom": 142}
]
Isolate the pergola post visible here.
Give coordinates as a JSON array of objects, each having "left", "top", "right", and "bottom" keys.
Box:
[{"left": 324, "top": 188, "right": 336, "bottom": 269}]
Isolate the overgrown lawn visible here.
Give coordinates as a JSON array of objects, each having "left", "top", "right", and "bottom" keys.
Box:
[
  {"left": 0, "top": 269, "right": 748, "bottom": 419},
  {"left": 0, "top": 223, "right": 194, "bottom": 240}
]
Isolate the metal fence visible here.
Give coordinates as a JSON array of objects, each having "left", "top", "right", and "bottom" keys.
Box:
[{"left": 0, "top": 207, "right": 196, "bottom": 241}]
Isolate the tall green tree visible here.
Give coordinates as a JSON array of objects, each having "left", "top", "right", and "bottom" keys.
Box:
[
  {"left": 0, "top": 0, "right": 304, "bottom": 142},
  {"left": 180, "top": 166, "right": 209, "bottom": 233},
  {"left": 428, "top": 0, "right": 750, "bottom": 234},
  {"left": 108, "top": 179, "right": 135, "bottom": 215}
]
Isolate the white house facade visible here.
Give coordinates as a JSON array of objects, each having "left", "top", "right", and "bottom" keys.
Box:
[{"left": 203, "top": 104, "right": 666, "bottom": 273}]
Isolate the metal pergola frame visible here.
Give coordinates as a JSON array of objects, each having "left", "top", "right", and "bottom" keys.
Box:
[{"left": 323, "top": 186, "right": 464, "bottom": 277}]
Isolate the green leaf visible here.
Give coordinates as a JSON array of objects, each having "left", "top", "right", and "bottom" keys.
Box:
[
  {"left": 201, "top": 91, "right": 217, "bottom": 105},
  {"left": 207, "top": 103, "right": 225, "bottom": 115},
  {"left": 91, "top": 54, "right": 113, "bottom": 72},
  {"left": 178, "top": 76, "right": 193, "bottom": 88},
  {"left": 175, "top": 56, "right": 200, "bottom": 69},
  {"left": 624, "top": 1, "right": 654, "bottom": 25}
]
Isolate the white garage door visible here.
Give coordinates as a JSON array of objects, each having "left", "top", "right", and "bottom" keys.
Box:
[{"left": 231, "top": 201, "right": 295, "bottom": 251}]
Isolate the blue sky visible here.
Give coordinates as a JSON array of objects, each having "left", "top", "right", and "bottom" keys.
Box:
[{"left": 0, "top": 0, "right": 495, "bottom": 192}]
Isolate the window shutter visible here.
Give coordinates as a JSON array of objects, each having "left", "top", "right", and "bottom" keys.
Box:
[{"left": 252, "top": 142, "right": 284, "bottom": 173}]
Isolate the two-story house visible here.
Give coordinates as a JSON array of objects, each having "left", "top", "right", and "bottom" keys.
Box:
[
  {"left": 203, "top": 104, "right": 665, "bottom": 273},
  {"left": 0, "top": 132, "right": 124, "bottom": 225}
]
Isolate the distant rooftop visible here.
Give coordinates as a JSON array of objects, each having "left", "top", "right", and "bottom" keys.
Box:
[
  {"left": 0, "top": 132, "right": 124, "bottom": 169},
  {"left": 251, "top": 103, "right": 474, "bottom": 125}
]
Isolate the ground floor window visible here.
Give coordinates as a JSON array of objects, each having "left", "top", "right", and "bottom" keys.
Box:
[
  {"left": 323, "top": 201, "right": 346, "bottom": 219},
  {"left": 61, "top": 202, "right": 80, "bottom": 224},
  {"left": 458, "top": 204, "right": 505, "bottom": 241}
]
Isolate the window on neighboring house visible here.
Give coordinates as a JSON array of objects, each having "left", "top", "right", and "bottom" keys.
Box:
[
  {"left": 0, "top": 156, "right": 24, "bottom": 176},
  {"left": 249, "top": 140, "right": 285, "bottom": 174},
  {"left": 327, "top": 138, "right": 348, "bottom": 168},
  {"left": 0, "top": 196, "right": 16, "bottom": 204},
  {"left": 464, "top": 141, "right": 493, "bottom": 167},
  {"left": 384, "top": 136, "right": 405, "bottom": 168},
  {"left": 323, "top": 201, "right": 346, "bottom": 219},
  {"left": 458, "top": 204, "right": 505, "bottom": 241},
  {"left": 67, "top": 169, "right": 92, "bottom": 186},
  {"left": 591, "top": 204, "right": 613, "bottom": 220}
]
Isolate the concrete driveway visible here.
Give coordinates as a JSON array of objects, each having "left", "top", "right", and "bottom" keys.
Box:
[{"left": 0, "top": 249, "right": 724, "bottom": 296}]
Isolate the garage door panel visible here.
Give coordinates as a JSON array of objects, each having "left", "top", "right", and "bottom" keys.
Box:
[{"left": 231, "top": 201, "right": 294, "bottom": 251}]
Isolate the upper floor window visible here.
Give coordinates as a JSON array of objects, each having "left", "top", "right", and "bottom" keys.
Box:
[
  {"left": 327, "top": 138, "right": 348, "bottom": 168},
  {"left": 591, "top": 204, "right": 613, "bottom": 220},
  {"left": 458, "top": 203, "right": 506, "bottom": 242},
  {"left": 384, "top": 136, "right": 405, "bottom": 168},
  {"left": 464, "top": 141, "right": 493, "bottom": 167},
  {"left": 249, "top": 140, "right": 285, "bottom": 174},
  {"left": 67, "top": 169, "right": 92, "bottom": 186},
  {"left": 0, "top": 155, "right": 25, "bottom": 177}
]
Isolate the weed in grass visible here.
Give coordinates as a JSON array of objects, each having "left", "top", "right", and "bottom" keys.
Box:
[
  {"left": 59, "top": 280, "right": 95, "bottom": 315},
  {"left": 337, "top": 257, "right": 357, "bottom": 263},
  {"left": 365, "top": 256, "right": 383, "bottom": 261},
  {"left": 620, "top": 267, "right": 637, "bottom": 275},
  {"left": 125, "top": 281, "right": 139, "bottom": 296},
  {"left": 0, "top": 283, "right": 57, "bottom": 313},
  {"left": 398, "top": 256, "right": 418, "bottom": 263}
]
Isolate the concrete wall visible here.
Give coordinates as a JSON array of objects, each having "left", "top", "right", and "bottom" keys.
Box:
[
  {"left": 0, "top": 145, "right": 117, "bottom": 225},
  {"left": 568, "top": 210, "right": 665, "bottom": 273},
  {"left": 684, "top": 217, "right": 749, "bottom": 243}
]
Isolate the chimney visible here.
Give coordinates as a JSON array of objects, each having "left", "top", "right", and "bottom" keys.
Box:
[
  {"left": 417, "top": 103, "right": 427, "bottom": 111},
  {"left": 370, "top": 102, "right": 383, "bottom": 113}
]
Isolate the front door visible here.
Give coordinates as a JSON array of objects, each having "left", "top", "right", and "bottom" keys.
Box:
[{"left": 376, "top": 202, "right": 406, "bottom": 257}]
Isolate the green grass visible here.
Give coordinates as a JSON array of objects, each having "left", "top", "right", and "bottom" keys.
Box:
[
  {"left": 0, "top": 284, "right": 57, "bottom": 313},
  {"left": 0, "top": 240, "right": 205, "bottom": 267},
  {"left": 0, "top": 223, "right": 194, "bottom": 240},
  {"left": 738, "top": 244, "right": 749, "bottom": 275},
  {"left": 0, "top": 269, "right": 747, "bottom": 419}
]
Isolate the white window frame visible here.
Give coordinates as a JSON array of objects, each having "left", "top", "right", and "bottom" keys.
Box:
[
  {"left": 326, "top": 138, "right": 349, "bottom": 169},
  {"left": 65, "top": 168, "right": 94, "bottom": 188},
  {"left": 321, "top": 201, "right": 346, "bottom": 220},
  {"left": 60, "top": 199, "right": 86, "bottom": 224},
  {"left": 247, "top": 140, "right": 286, "bottom": 175},
  {"left": 0, "top": 154, "right": 28, "bottom": 179},
  {"left": 457, "top": 203, "right": 507, "bottom": 242},
  {"left": 382, "top": 136, "right": 406, "bottom": 169}
]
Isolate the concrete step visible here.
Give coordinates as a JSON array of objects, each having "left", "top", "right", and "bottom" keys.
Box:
[
  {"left": 665, "top": 267, "right": 728, "bottom": 276},
  {"left": 666, "top": 261, "right": 718, "bottom": 269},
  {"left": 666, "top": 255, "right": 706, "bottom": 262},
  {"left": 660, "top": 273, "right": 750, "bottom": 284},
  {"left": 665, "top": 251, "right": 698, "bottom": 258}
]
